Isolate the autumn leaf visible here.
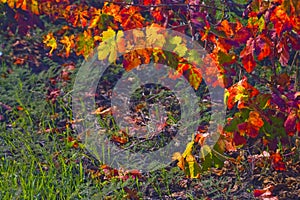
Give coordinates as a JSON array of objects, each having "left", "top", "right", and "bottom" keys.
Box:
[
  {"left": 120, "top": 6, "right": 144, "bottom": 30},
  {"left": 172, "top": 152, "right": 185, "bottom": 170},
  {"left": 256, "top": 34, "right": 272, "bottom": 61},
  {"left": 216, "top": 20, "right": 235, "bottom": 37},
  {"left": 187, "top": 49, "right": 203, "bottom": 65},
  {"left": 111, "top": 130, "right": 129, "bottom": 145},
  {"left": 30, "top": 0, "right": 39, "bottom": 15},
  {"left": 233, "top": 27, "right": 251, "bottom": 44},
  {"left": 102, "top": 2, "right": 121, "bottom": 23},
  {"left": 225, "top": 76, "right": 259, "bottom": 110},
  {"left": 270, "top": 6, "right": 292, "bottom": 36},
  {"left": 146, "top": 25, "right": 166, "bottom": 48},
  {"left": 168, "top": 60, "right": 190, "bottom": 79},
  {"left": 237, "top": 111, "right": 264, "bottom": 138},
  {"left": 284, "top": 110, "right": 297, "bottom": 136},
  {"left": 60, "top": 35, "right": 75, "bottom": 58},
  {"left": 233, "top": 131, "right": 247, "bottom": 146},
  {"left": 276, "top": 36, "right": 290, "bottom": 66},
  {"left": 172, "top": 141, "right": 201, "bottom": 178},
  {"left": 88, "top": 7, "right": 102, "bottom": 29},
  {"left": 151, "top": 8, "right": 164, "bottom": 21},
  {"left": 169, "top": 36, "right": 187, "bottom": 57},
  {"left": 43, "top": 32, "right": 57, "bottom": 56},
  {"left": 65, "top": 4, "right": 90, "bottom": 28},
  {"left": 188, "top": 66, "right": 202, "bottom": 90},
  {"left": 186, "top": 154, "right": 201, "bottom": 178},
  {"left": 253, "top": 185, "right": 277, "bottom": 199},
  {"left": 248, "top": 111, "right": 264, "bottom": 128},
  {"left": 75, "top": 29, "right": 94, "bottom": 59},
  {"left": 97, "top": 29, "right": 125, "bottom": 63},
  {"left": 217, "top": 51, "right": 237, "bottom": 66},
  {"left": 123, "top": 50, "right": 142, "bottom": 71},
  {"left": 240, "top": 37, "right": 256, "bottom": 73},
  {"left": 182, "top": 141, "right": 194, "bottom": 158},
  {"left": 271, "top": 151, "right": 286, "bottom": 171}
]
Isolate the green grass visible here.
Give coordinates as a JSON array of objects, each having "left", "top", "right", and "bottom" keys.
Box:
[{"left": 0, "top": 62, "right": 245, "bottom": 199}]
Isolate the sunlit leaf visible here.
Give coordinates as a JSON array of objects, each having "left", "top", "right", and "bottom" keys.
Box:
[
  {"left": 43, "top": 32, "right": 57, "bottom": 56},
  {"left": 66, "top": 4, "right": 90, "bottom": 28},
  {"left": 186, "top": 154, "right": 201, "bottom": 178},
  {"left": 225, "top": 76, "right": 259, "bottom": 109},
  {"left": 120, "top": 6, "right": 144, "bottom": 30},
  {"left": 169, "top": 36, "right": 187, "bottom": 57},
  {"left": 146, "top": 25, "right": 166, "bottom": 48},
  {"left": 60, "top": 35, "right": 75, "bottom": 58},
  {"left": 188, "top": 66, "right": 202, "bottom": 90}
]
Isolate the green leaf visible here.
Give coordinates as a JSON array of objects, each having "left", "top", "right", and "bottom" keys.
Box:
[
  {"left": 188, "top": 49, "right": 203, "bottom": 65},
  {"left": 169, "top": 36, "right": 187, "bottom": 57},
  {"left": 256, "top": 94, "right": 271, "bottom": 109},
  {"left": 223, "top": 117, "right": 242, "bottom": 132}
]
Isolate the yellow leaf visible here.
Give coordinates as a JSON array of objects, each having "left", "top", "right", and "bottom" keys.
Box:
[
  {"left": 188, "top": 67, "right": 202, "bottom": 90},
  {"left": 186, "top": 154, "right": 201, "bottom": 178},
  {"left": 172, "top": 152, "right": 185, "bottom": 170},
  {"left": 43, "top": 33, "right": 57, "bottom": 55},
  {"left": 146, "top": 25, "right": 166, "bottom": 48},
  {"left": 60, "top": 35, "right": 75, "bottom": 58},
  {"left": 97, "top": 29, "right": 124, "bottom": 63},
  {"left": 102, "top": 28, "right": 116, "bottom": 41},
  {"left": 170, "top": 36, "right": 182, "bottom": 45},
  {"left": 182, "top": 141, "right": 194, "bottom": 158},
  {"left": 97, "top": 43, "right": 110, "bottom": 60},
  {"left": 31, "top": 0, "right": 39, "bottom": 15},
  {"left": 169, "top": 36, "right": 187, "bottom": 57}
]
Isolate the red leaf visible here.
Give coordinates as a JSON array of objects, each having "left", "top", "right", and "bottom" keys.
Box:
[
  {"left": 238, "top": 122, "right": 260, "bottom": 138},
  {"left": 226, "top": 76, "right": 259, "bottom": 109},
  {"left": 284, "top": 111, "right": 297, "bottom": 136},
  {"left": 254, "top": 189, "right": 268, "bottom": 197},
  {"left": 233, "top": 131, "right": 247, "bottom": 146},
  {"left": 256, "top": 35, "right": 272, "bottom": 61},
  {"left": 151, "top": 8, "right": 164, "bottom": 21},
  {"left": 234, "top": 27, "right": 251, "bottom": 44},
  {"left": 277, "top": 37, "right": 290, "bottom": 66},
  {"left": 120, "top": 6, "right": 144, "bottom": 30},
  {"left": 143, "top": 0, "right": 153, "bottom": 5},
  {"left": 240, "top": 38, "right": 256, "bottom": 72},
  {"left": 270, "top": 7, "right": 292, "bottom": 36},
  {"left": 273, "top": 161, "right": 286, "bottom": 171},
  {"left": 254, "top": 185, "right": 276, "bottom": 198},
  {"left": 271, "top": 152, "right": 286, "bottom": 171},
  {"left": 216, "top": 20, "right": 235, "bottom": 37},
  {"left": 248, "top": 111, "right": 264, "bottom": 128}
]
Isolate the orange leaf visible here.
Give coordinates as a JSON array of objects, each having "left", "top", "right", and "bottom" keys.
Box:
[
  {"left": 60, "top": 35, "right": 75, "bottom": 58},
  {"left": 271, "top": 152, "right": 286, "bottom": 171},
  {"left": 225, "top": 76, "right": 259, "bottom": 109},
  {"left": 120, "top": 6, "right": 144, "bottom": 30},
  {"left": 216, "top": 20, "right": 234, "bottom": 37},
  {"left": 248, "top": 111, "right": 264, "bottom": 128},
  {"left": 256, "top": 35, "right": 272, "bottom": 61},
  {"left": 240, "top": 38, "right": 256, "bottom": 73}
]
